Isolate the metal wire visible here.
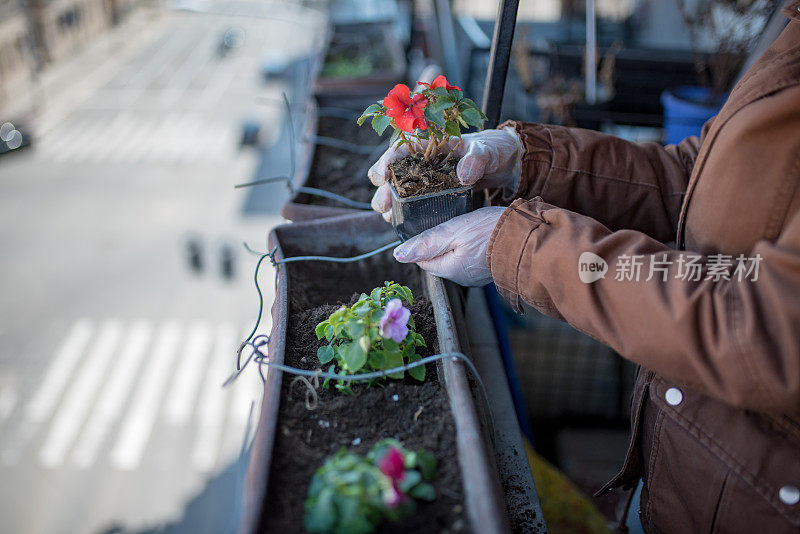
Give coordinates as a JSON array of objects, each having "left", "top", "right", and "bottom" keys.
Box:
[
  {"left": 309, "top": 135, "right": 380, "bottom": 154},
  {"left": 272, "top": 240, "right": 400, "bottom": 265},
  {"left": 236, "top": 239, "right": 400, "bottom": 369},
  {"left": 226, "top": 335, "right": 496, "bottom": 439},
  {"left": 294, "top": 186, "right": 372, "bottom": 209},
  {"left": 234, "top": 93, "right": 373, "bottom": 210}
]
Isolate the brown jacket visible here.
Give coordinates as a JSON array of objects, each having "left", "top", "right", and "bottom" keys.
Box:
[{"left": 487, "top": 3, "right": 800, "bottom": 532}]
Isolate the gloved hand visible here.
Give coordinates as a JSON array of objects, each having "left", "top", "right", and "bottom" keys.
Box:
[
  {"left": 369, "top": 128, "right": 522, "bottom": 221},
  {"left": 392, "top": 207, "right": 505, "bottom": 286}
]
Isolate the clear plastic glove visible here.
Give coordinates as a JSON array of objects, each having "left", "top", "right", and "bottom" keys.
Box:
[
  {"left": 369, "top": 127, "right": 522, "bottom": 222},
  {"left": 392, "top": 207, "right": 505, "bottom": 287}
]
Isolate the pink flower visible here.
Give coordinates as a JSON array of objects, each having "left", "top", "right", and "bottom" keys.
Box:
[
  {"left": 379, "top": 299, "right": 410, "bottom": 344},
  {"left": 378, "top": 447, "right": 407, "bottom": 508},
  {"left": 378, "top": 447, "right": 405, "bottom": 481}
]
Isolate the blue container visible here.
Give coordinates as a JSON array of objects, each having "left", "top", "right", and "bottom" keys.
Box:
[{"left": 661, "top": 86, "right": 726, "bottom": 145}]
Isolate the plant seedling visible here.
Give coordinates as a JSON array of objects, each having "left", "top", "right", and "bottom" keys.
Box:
[
  {"left": 315, "top": 281, "right": 426, "bottom": 393},
  {"left": 305, "top": 439, "right": 437, "bottom": 534},
  {"left": 357, "top": 75, "right": 487, "bottom": 198}
]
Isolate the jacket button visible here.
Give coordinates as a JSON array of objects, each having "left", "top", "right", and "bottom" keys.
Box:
[
  {"left": 665, "top": 387, "right": 683, "bottom": 406},
  {"left": 779, "top": 485, "right": 800, "bottom": 505}
]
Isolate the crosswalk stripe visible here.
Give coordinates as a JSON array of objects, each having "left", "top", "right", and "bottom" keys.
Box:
[
  {"left": 191, "top": 322, "right": 238, "bottom": 472},
  {"left": 51, "top": 119, "right": 111, "bottom": 163},
  {"left": 164, "top": 321, "right": 213, "bottom": 426},
  {"left": 92, "top": 113, "right": 138, "bottom": 163},
  {"left": 219, "top": 325, "right": 265, "bottom": 463},
  {"left": 110, "top": 321, "right": 182, "bottom": 471},
  {"left": 39, "top": 320, "right": 124, "bottom": 468},
  {"left": 26, "top": 319, "right": 93, "bottom": 422},
  {"left": 73, "top": 320, "right": 153, "bottom": 468},
  {"left": 0, "top": 387, "right": 17, "bottom": 423}
]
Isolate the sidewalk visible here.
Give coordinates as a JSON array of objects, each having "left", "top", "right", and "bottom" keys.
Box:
[{"left": 0, "top": 7, "right": 168, "bottom": 136}]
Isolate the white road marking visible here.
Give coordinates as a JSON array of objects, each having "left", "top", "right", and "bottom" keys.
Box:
[
  {"left": 219, "top": 323, "right": 266, "bottom": 463},
  {"left": 91, "top": 113, "right": 139, "bottom": 163},
  {"left": 72, "top": 320, "right": 153, "bottom": 468},
  {"left": 26, "top": 319, "right": 93, "bottom": 422},
  {"left": 191, "top": 322, "right": 237, "bottom": 471},
  {"left": 51, "top": 119, "right": 112, "bottom": 163},
  {"left": 164, "top": 321, "right": 213, "bottom": 426},
  {"left": 0, "top": 387, "right": 17, "bottom": 423},
  {"left": 39, "top": 320, "right": 124, "bottom": 468},
  {"left": 110, "top": 321, "right": 182, "bottom": 470}
]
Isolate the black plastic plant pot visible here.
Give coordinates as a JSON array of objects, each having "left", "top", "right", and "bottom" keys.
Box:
[{"left": 390, "top": 182, "right": 473, "bottom": 242}]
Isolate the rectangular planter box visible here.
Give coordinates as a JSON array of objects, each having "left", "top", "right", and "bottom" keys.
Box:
[
  {"left": 315, "top": 21, "right": 407, "bottom": 107},
  {"left": 280, "top": 101, "right": 388, "bottom": 222},
  {"left": 239, "top": 212, "right": 510, "bottom": 534}
]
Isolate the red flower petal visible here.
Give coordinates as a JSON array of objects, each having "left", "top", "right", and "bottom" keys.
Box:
[
  {"left": 378, "top": 447, "right": 406, "bottom": 481},
  {"left": 430, "top": 75, "right": 460, "bottom": 91},
  {"left": 383, "top": 84, "right": 411, "bottom": 112},
  {"left": 394, "top": 113, "right": 416, "bottom": 133}
]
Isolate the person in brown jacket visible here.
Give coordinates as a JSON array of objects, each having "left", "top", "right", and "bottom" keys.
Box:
[{"left": 367, "top": 3, "right": 800, "bottom": 532}]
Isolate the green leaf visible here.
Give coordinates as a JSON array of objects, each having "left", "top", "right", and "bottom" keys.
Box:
[
  {"left": 400, "top": 285, "right": 413, "bottom": 305},
  {"left": 372, "top": 114, "right": 392, "bottom": 135},
  {"left": 362, "top": 103, "right": 383, "bottom": 116},
  {"left": 423, "top": 105, "right": 446, "bottom": 129},
  {"left": 315, "top": 321, "right": 329, "bottom": 340},
  {"left": 398, "top": 469, "right": 422, "bottom": 492},
  {"left": 305, "top": 487, "right": 336, "bottom": 533},
  {"left": 431, "top": 87, "right": 449, "bottom": 97},
  {"left": 356, "top": 115, "right": 368, "bottom": 126},
  {"left": 384, "top": 350, "right": 404, "bottom": 379},
  {"left": 347, "top": 320, "right": 365, "bottom": 339},
  {"left": 414, "top": 333, "right": 426, "bottom": 347},
  {"left": 368, "top": 350, "right": 386, "bottom": 369},
  {"left": 460, "top": 97, "right": 479, "bottom": 109},
  {"left": 407, "top": 354, "right": 425, "bottom": 381},
  {"left": 317, "top": 345, "right": 335, "bottom": 365},
  {"left": 383, "top": 337, "right": 399, "bottom": 353},
  {"left": 445, "top": 120, "right": 461, "bottom": 137},
  {"left": 461, "top": 107, "right": 484, "bottom": 127},
  {"left": 448, "top": 89, "right": 463, "bottom": 101},
  {"left": 415, "top": 449, "right": 437, "bottom": 480},
  {"left": 408, "top": 481, "right": 436, "bottom": 501},
  {"left": 370, "top": 286, "right": 382, "bottom": 304},
  {"left": 322, "top": 364, "right": 336, "bottom": 388},
  {"left": 343, "top": 341, "right": 367, "bottom": 372}
]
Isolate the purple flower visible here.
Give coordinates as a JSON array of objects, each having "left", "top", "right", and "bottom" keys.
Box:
[{"left": 379, "top": 299, "right": 410, "bottom": 343}]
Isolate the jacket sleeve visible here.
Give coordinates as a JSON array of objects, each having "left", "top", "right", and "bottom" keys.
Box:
[
  {"left": 487, "top": 197, "right": 800, "bottom": 414},
  {"left": 488, "top": 121, "right": 706, "bottom": 243}
]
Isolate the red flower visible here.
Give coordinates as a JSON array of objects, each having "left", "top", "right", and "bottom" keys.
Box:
[
  {"left": 378, "top": 447, "right": 405, "bottom": 481},
  {"left": 383, "top": 84, "right": 427, "bottom": 133},
  {"left": 378, "top": 447, "right": 408, "bottom": 508},
  {"left": 417, "top": 75, "right": 460, "bottom": 92}
]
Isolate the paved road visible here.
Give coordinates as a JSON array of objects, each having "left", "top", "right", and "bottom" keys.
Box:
[{"left": 0, "top": 4, "right": 323, "bottom": 533}]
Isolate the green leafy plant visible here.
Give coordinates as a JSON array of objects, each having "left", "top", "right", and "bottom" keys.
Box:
[
  {"left": 315, "top": 281, "right": 426, "bottom": 393},
  {"left": 305, "top": 439, "right": 437, "bottom": 534},
  {"left": 357, "top": 75, "right": 487, "bottom": 163}
]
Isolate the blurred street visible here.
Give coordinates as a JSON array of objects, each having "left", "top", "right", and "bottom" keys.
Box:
[{"left": 0, "top": 3, "right": 323, "bottom": 533}]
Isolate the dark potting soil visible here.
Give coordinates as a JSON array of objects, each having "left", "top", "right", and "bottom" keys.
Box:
[
  {"left": 261, "top": 252, "right": 467, "bottom": 534},
  {"left": 390, "top": 153, "right": 461, "bottom": 198},
  {"left": 295, "top": 116, "right": 388, "bottom": 208}
]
